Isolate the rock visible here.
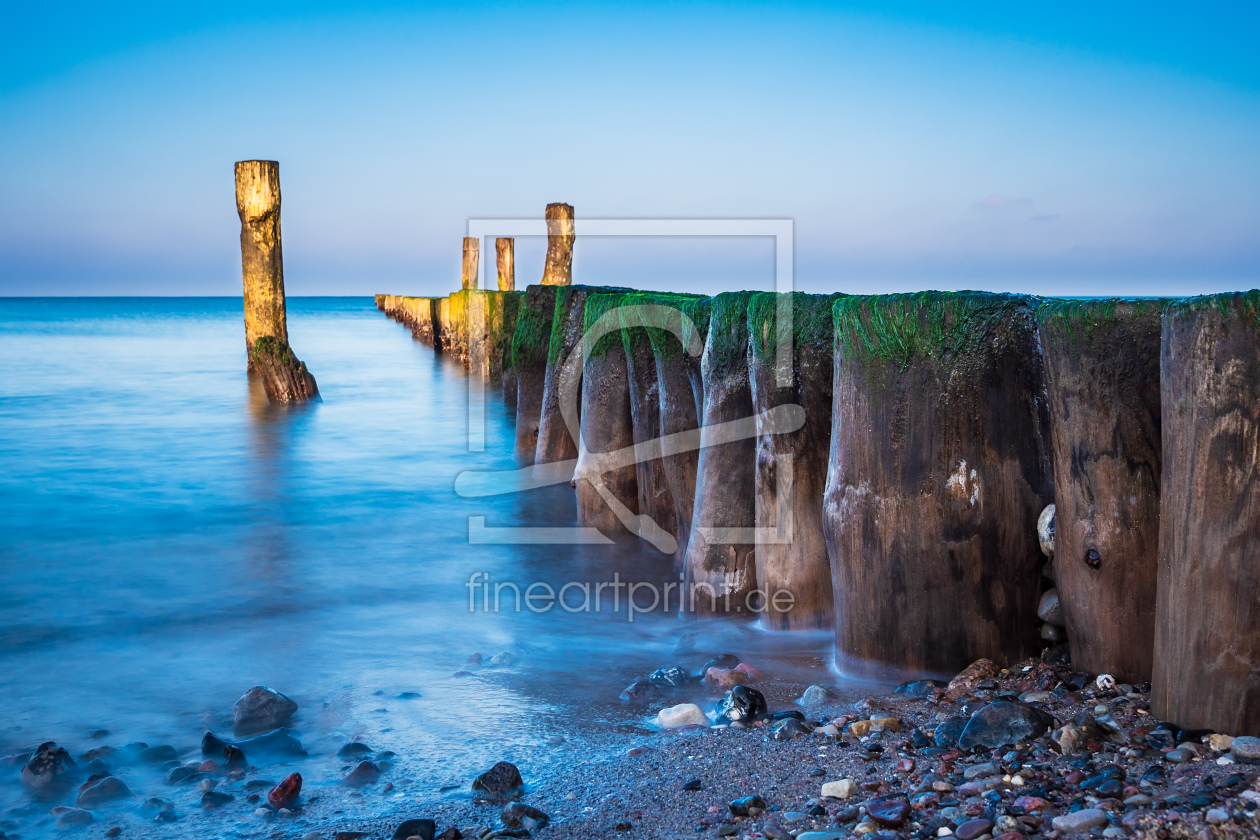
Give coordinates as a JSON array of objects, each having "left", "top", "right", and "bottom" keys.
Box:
[
  {"left": 716, "top": 686, "right": 767, "bottom": 724},
  {"left": 821, "top": 779, "right": 856, "bottom": 799},
  {"left": 729, "top": 795, "right": 766, "bottom": 816},
  {"left": 1040, "top": 623, "right": 1065, "bottom": 643},
  {"left": 619, "top": 678, "right": 656, "bottom": 703},
  {"left": 847, "top": 717, "right": 900, "bottom": 737},
  {"left": 705, "top": 668, "right": 750, "bottom": 690},
  {"left": 436, "top": 829, "right": 462, "bottom": 840},
  {"left": 201, "top": 790, "right": 234, "bottom": 808},
  {"left": 954, "top": 819, "right": 993, "bottom": 840},
  {"left": 198, "top": 759, "right": 223, "bottom": 775},
  {"left": 1232, "top": 735, "right": 1260, "bottom": 760},
  {"left": 501, "top": 803, "right": 549, "bottom": 830},
  {"left": 486, "top": 652, "right": 515, "bottom": 667},
  {"left": 1038, "top": 504, "right": 1055, "bottom": 558},
  {"left": 233, "top": 686, "right": 298, "bottom": 735},
  {"left": 343, "top": 761, "right": 381, "bottom": 787},
  {"left": 697, "top": 655, "right": 741, "bottom": 679},
  {"left": 268, "top": 773, "right": 302, "bottom": 810},
  {"left": 56, "top": 808, "right": 93, "bottom": 828},
  {"left": 957, "top": 701, "right": 1056, "bottom": 750},
  {"left": 21, "top": 742, "right": 78, "bottom": 792},
  {"left": 164, "top": 766, "right": 196, "bottom": 785},
  {"left": 1206, "top": 809, "right": 1229, "bottom": 825},
  {"left": 223, "top": 745, "right": 247, "bottom": 771},
  {"left": 733, "top": 662, "right": 764, "bottom": 682},
  {"left": 649, "top": 666, "right": 689, "bottom": 688},
  {"left": 472, "top": 761, "right": 523, "bottom": 800},
  {"left": 203, "top": 728, "right": 306, "bottom": 760},
  {"left": 398, "top": 691, "right": 421, "bottom": 700},
  {"left": 1037, "top": 589, "right": 1064, "bottom": 627},
  {"left": 894, "top": 680, "right": 945, "bottom": 697},
  {"left": 797, "top": 685, "right": 828, "bottom": 707},
  {"left": 392, "top": 819, "right": 437, "bottom": 840},
  {"left": 1013, "top": 795, "right": 1048, "bottom": 812},
  {"left": 865, "top": 799, "right": 910, "bottom": 828},
  {"left": 1208, "top": 733, "right": 1235, "bottom": 751},
  {"left": 772, "top": 718, "right": 812, "bottom": 741},
  {"left": 682, "top": 778, "right": 702, "bottom": 791},
  {"left": 656, "top": 703, "right": 710, "bottom": 729},
  {"left": 76, "top": 776, "right": 132, "bottom": 808},
  {"left": 1051, "top": 809, "right": 1108, "bottom": 833},
  {"left": 338, "top": 742, "right": 373, "bottom": 759},
  {"left": 1164, "top": 748, "right": 1193, "bottom": 763},
  {"left": 933, "top": 718, "right": 968, "bottom": 748},
  {"left": 137, "top": 745, "right": 177, "bottom": 763},
  {"left": 672, "top": 632, "right": 697, "bottom": 655},
  {"left": 948, "top": 659, "right": 1000, "bottom": 692},
  {"left": 963, "top": 762, "right": 998, "bottom": 780}
]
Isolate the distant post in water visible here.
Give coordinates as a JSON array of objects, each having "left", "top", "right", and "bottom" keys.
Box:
[
  {"left": 540, "top": 202, "right": 574, "bottom": 286},
  {"left": 462, "top": 237, "right": 479, "bottom": 290},
  {"left": 234, "top": 160, "right": 318, "bottom": 403},
  {"left": 496, "top": 238, "right": 515, "bottom": 291}
]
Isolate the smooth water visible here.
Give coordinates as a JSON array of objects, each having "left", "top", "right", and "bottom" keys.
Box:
[{"left": 0, "top": 297, "right": 838, "bottom": 820}]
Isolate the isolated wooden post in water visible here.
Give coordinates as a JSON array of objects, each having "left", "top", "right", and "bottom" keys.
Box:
[
  {"left": 234, "top": 160, "right": 318, "bottom": 403},
  {"left": 496, "top": 238, "right": 515, "bottom": 291},
  {"left": 540, "top": 203, "right": 574, "bottom": 286},
  {"left": 462, "top": 238, "right": 479, "bottom": 290}
]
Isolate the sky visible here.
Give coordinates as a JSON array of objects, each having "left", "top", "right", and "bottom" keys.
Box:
[{"left": 1, "top": 1, "right": 1257, "bottom": 297}]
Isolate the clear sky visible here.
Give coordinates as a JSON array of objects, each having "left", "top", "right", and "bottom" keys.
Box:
[{"left": 1, "top": 2, "right": 1257, "bottom": 297}]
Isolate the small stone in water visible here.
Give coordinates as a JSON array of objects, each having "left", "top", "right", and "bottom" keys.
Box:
[
  {"left": 233, "top": 685, "right": 298, "bottom": 735},
  {"left": 390, "top": 818, "right": 437, "bottom": 840},
  {"left": 268, "top": 772, "right": 302, "bottom": 810},
  {"left": 797, "top": 685, "right": 828, "bottom": 708},
  {"left": 343, "top": 761, "right": 382, "bottom": 787},
  {"left": 472, "top": 761, "right": 523, "bottom": 800},
  {"left": 338, "top": 742, "right": 373, "bottom": 759},
  {"left": 502, "top": 803, "right": 549, "bottom": 830}
]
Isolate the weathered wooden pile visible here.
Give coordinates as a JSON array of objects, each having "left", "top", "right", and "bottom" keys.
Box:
[{"left": 378, "top": 212, "right": 1260, "bottom": 737}]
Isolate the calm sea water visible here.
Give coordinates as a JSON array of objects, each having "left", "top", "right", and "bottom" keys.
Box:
[{"left": 0, "top": 297, "right": 837, "bottom": 823}]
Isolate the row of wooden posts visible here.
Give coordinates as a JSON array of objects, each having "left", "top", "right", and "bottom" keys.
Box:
[{"left": 379, "top": 213, "right": 1260, "bottom": 739}]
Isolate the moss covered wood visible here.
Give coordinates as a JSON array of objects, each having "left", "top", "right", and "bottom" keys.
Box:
[
  {"left": 747, "top": 291, "right": 842, "bottom": 630},
  {"left": 1037, "top": 298, "right": 1165, "bottom": 683},
  {"left": 512, "top": 285, "right": 561, "bottom": 464},
  {"left": 1153, "top": 290, "right": 1260, "bottom": 735},
  {"left": 683, "top": 291, "right": 759, "bottom": 616},
  {"left": 824, "top": 292, "right": 1054, "bottom": 676},
  {"left": 500, "top": 290, "right": 524, "bottom": 405}
]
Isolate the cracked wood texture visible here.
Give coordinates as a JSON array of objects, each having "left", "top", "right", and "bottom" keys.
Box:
[
  {"left": 1153, "top": 292, "right": 1260, "bottom": 736},
  {"left": 1038, "top": 300, "right": 1163, "bottom": 684},
  {"left": 462, "top": 238, "right": 479, "bottom": 290},
  {"left": 540, "top": 203, "right": 574, "bottom": 286},
  {"left": 496, "top": 238, "right": 515, "bottom": 291},
  {"left": 235, "top": 160, "right": 289, "bottom": 371}
]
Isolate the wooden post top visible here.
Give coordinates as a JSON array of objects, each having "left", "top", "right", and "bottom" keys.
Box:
[{"left": 235, "top": 160, "right": 281, "bottom": 224}]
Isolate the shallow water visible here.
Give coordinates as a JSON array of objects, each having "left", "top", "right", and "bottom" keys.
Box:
[{"left": 0, "top": 296, "right": 851, "bottom": 829}]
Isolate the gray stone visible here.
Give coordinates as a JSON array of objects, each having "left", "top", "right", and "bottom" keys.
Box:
[
  {"left": 232, "top": 686, "right": 298, "bottom": 736},
  {"left": 958, "top": 701, "right": 1055, "bottom": 750},
  {"left": 1164, "top": 749, "right": 1193, "bottom": 763},
  {"left": 1206, "top": 809, "right": 1229, "bottom": 825},
  {"left": 798, "top": 685, "right": 828, "bottom": 708},
  {"left": 963, "top": 762, "right": 998, "bottom": 780},
  {"left": 1052, "top": 808, "right": 1108, "bottom": 833},
  {"left": 1037, "top": 588, "right": 1064, "bottom": 627},
  {"left": 1232, "top": 735, "right": 1260, "bottom": 760},
  {"left": 76, "top": 776, "right": 132, "bottom": 808}
]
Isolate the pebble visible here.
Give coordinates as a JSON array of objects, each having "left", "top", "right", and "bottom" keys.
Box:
[
  {"left": 268, "top": 772, "right": 302, "bottom": 809},
  {"left": 798, "top": 685, "right": 828, "bottom": 708},
  {"left": 343, "top": 761, "right": 382, "bottom": 787},
  {"left": 76, "top": 776, "right": 132, "bottom": 807},
  {"left": 1164, "top": 749, "right": 1193, "bottom": 763},
  {"left": 472, "top": 761, "right": 523, "bottom": 800},
  {"left": 656, "top": 703, "right": 709, "bottom": 729},
  {"left": 1233, "top": 735, "right": 1260, "bottom": 760},
  {"left": 338, "top": 742, "right": 373, "bottom": 759},
  {"left": 1037, "top": 588, "right": 1064, "bottom": 627},
  {"left": 1052, "top": 809, "right": 1108, "bottom": 833},
  {"left": 954, "top": 818, "right": 993, "bottom": 840},
  {"left": 391, "top": 818, "right": 437, "bottom": 840},
  {"left": 729, "top": 794, "right": 766, "bottom": 817},
  {"left": 1206, "top": 809, "right": 1229, "bottom": 825},
  {"left": 21, "top": 742, "right": 77, "bottom": 791},
  {"left": 963, "top": 762, "right": 997, "bottom": 780},
  {"left": 865, "top": 798, "right": 910, "bottom": 828},
  {"left": 957, "top": 700, "right": 1055, "bottom": 750},
  {"left": 821, "top": 779, "right": 856, "bottom": 799}
]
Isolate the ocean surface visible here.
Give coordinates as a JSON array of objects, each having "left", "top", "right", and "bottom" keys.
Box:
[{"left": 0, "top": 296, "right": 840, "bottom": 825}]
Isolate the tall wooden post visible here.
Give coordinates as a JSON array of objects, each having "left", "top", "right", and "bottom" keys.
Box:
[
  {"left": 1153, "top": 292, "right": 1260, "bottom": 735},
  {"left": 496, "top": 238, "right": 515, "bottom": 291},
  {"left": 234, "top": 160, "right": 317, "bottom": 403},
  {"left": 462, "top": 237, "right": 479, "bottom": 290},
  {"left": 235, "top": 160, "right": 288, "bottom": 369},
  {"left": 540, "top": 203, "right": 574, "bottom": 286}
]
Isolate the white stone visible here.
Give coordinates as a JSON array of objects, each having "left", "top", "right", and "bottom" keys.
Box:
[
  {"left": 821, "top": 779, "right": 856, "bottom": 799},
  {"left": 656, "top": 703, "right": 709, "bottom": 729},
  {"left": 1206, "top": 809, "right": 1229, "bottom": 825},
  {"left": 936, "top": 828, "right": 953, "bottom": 837},
  {"left": 1037, "top": 504, "right": 1056, "bottom": 557}
]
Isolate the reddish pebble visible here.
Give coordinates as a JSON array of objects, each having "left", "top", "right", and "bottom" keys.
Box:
[
  {"left": 1065, "top": 770, "right": 1086, "bottom": 785},
  {"left": 996, "top": 833, "right": 1024, "bottom": 840},
  {"left": 198, "top": 760, "right": 223, "bottom": 775},
  {"left": 342, "top": 761, "right": 380, "bottom": 787},
  {"left": 627, "top": 747, "right": 651, "bottom": 757},
  {"left": 892, "top": 758, "right": 916, "bottom": 774},
  {"left": 267, "top": 772, "right": 302, "bottom": 810},
  {"left": 733, "top": 663, "right": 764, "bottom": 682},
  {"left": 1013, "top": 795, "right": 1048, "bottom": 812},
  {"left": 106, "top": 829, "right": 122, "bottom": 838}
]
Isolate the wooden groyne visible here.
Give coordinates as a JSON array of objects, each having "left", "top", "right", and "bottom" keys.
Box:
[{"left": 377, "top": 243, "right": 1260, "bottom": 735}]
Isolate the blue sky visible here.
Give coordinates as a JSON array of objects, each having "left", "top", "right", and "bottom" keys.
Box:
[{"left": 1, "top": 1, "right": 1257, "bottom": 297}]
